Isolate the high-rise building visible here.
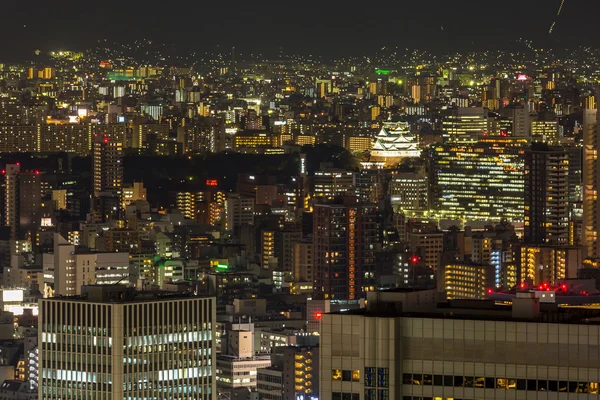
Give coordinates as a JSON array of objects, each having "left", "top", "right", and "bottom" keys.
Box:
[
  {"left": 225, "top": 194, "right": 255, "bottom": 230},
  {"left": 531, "top": 120, "right": 558, "bottom": 144},
  {"left": 320, "top": 290, "right": 600, "bottom": 400},
  {"left": 293, "top": 241, "right": 313, "bottom": 283},
  {"left": 439, "top": 262, "right": 491, "bottom": 300},
  {"left": 217, "top": 327, "right": 271, "bottom": 393},
  {"left": 261, "top": 230, "right": 276, "bottom": 270},
  {"left": 500, "top": 103, "right": 531, "bottom": 138},
  {"left": 275, "top": 230, "right": 301, "bottom": 280},
  {"left": 430, "top": 137, "right": 527, "bottom": 222},
  {"left": 52, "top": 233, "right": 131, "bottom": 296},
  {"left": 583, "top": 97, "right": 600, "bottom": 260},
  {"left": 524, "top": 144, "right": 570, "bottom": 246},
  {"left": 39, "top": 285, "right": 216, "bottom": 400},
  {"left": 389, "top": 170, "right": 428, "bottom": 213},
  {"left": 282, "top": 346, "right": 319, "bottom": 400},
  {"left": 441, "top": 107, "right": 489, "bottom": 143},
  {"left": 1, "top": 164, "right": 41, "bottom": 240},
  {"left": 313, "top": 198, "right": 378, "bottom": 300},
  {"left": 409, "top": 232, "right": 444, "bottom": 270},
  {"left": 313, "top": 169, "right": 355, "bottom": 199},
  {"left": 517, "top": 245, "right": 583, "bottom": 285},
  {"left": 92, "top": 134, "right": 123, "bottom": 198}
]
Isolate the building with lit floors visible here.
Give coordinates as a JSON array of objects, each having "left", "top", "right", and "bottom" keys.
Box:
[
  {"left": 389, "top": 170, "right": 428, "bottom": 214},
  {"left": 51, "top": 233, "right": 131, "bottom": 296},
  {"left": 38, "top": 285, "right": 216, "bottom": 400},
  {"left": 92, "top": 134, "right": 123, "bottom": 222},
  {"left": 216, "top": 328, "right": 271, "bottom": 394},
  {"left": 282, "top": 346, "right": 319, "bottom": 400},
  {"left": 441, "top": 107, "right": 489, "bottom": 143},
  {"left": 313, "top": 168, "right": 355, "bottom": 199},
  {"left": 312, "top": 197, "right": 378, "bottom": 300},
  {"left": 583, "top": 97, "right": 600, "bottom": 261},
  {"left": 524, "top": 144, "right": 570, "bottom": 246},
  {"left": 92, "top": 134, "right": 123, "bottom": 198},
  {"left": 320, "top": 289, "right": 600, "bottom": 400},
  {"left": 517, "top": 244, "right": 583, "bottom": 286},
  {"left": 1, "top": 164, "right": 42, "bottom": 240},
  {"left": 429, "top": 137, "right": 526, "bottom": 222},
  {"left": 438, "top": 262, "right": 492, "bottom": 300}
]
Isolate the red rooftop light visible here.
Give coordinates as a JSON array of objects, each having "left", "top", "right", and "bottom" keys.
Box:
[{"left": 314, "top": 312, "right": 323, "bottom": 321}]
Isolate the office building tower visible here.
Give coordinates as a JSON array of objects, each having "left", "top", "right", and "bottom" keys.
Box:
[
  {"left": 524, "top": 144, "right": 570, "bottom": 245},
  {"left": 39, "top": 285, "right": 216, "bottom": 400},
  {"left": 320, "top": 290, "right": 600, "bottom": 400},
  {"left": 52, "top": 233, "right": 131, "bottom": 296},
  {"left": 313, "top": 198, "right": 377, "bottom": 300},
  {"left": 257, "top": 367, "right": 284, "bottom": 400},
  {"left": 430, "top": 137, "right": 527, "bottom": 222},
  {"left": 293, "top": 241, "right": 313, "bottom": 283},
  {"left": 313, "top": 168, "right": 355, "bottom": 199},
  {"left": 389, "top": 170, "right": 428, "bottom": 213},
  {"left": 500, "top": 103, "right": 531, "bottom": 138},
  {"left": 275, "top": 230, "right": 301, "bottom": 280},
  {"left": 583, "top": 97, "right": 600, "bottom": 260},
  {"left": 355, "top": 168, "right": 389, "bottom": 204},
  {"left": 441, "top": 107, "right": 489, "bottom": 143},
  {"left": 531, "top": 120, "right": 558, "bottom": 144},
  {"left": 1, "top": 164, "right": 41, "bottom": 240},
  {"left": 217, "top": 328, "right": 271, "bottom": 393},
  {"left": 92, "top": 134, "right": 123, "bottom": 198},
  {"left": 409, "top": 232, "right": 444, "bottom": 270},
  {"left": 225, "top": 194, "right": 255, "bottom": 230}
]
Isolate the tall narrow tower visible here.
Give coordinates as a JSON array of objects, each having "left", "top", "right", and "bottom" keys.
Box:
[
  {"left": 92, "top": 134, "right": 123, "bottom": 198},
  {"left": 1, "top": 164, "right": 41, "bottom": 240},
  {"left": 524, "top": 144, "right": 570, "bottom": 245},
  {"left": 583, "top": 94, "right": 600, "bottom": 260}
]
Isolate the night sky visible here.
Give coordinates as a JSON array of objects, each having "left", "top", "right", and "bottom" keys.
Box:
[{"left": 0, "top": 0, "right": 593, "bottom": 60}]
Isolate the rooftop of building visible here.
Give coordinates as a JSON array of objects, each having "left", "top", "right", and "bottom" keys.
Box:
[
  {"left": 44, "top": 285, "right": 211, "bottom": 303},
  {"left": 333, "top": 289, "right": 600, "bottom": 325}
]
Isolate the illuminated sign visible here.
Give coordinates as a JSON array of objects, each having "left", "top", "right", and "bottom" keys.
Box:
[
  {"left": 216, "top": 264, "right": 228, "bottom": 270},
  {"left": 68, "top": 116, "right": 79, "bottom": 124},
  {"left": 2, "top": 289, "right": 24, "bottom": 303},
  {"left": 375, "top": 69, "right": 391, "bottom": 75},
  {"left": 517, "top": 74, "right": 528, "bottom": 81},
  {"left": 274, "top": 120, "right": 286, "bottom": 126},
  {"left": 206, "top": 180, "right": 218, "bottom": 187}
]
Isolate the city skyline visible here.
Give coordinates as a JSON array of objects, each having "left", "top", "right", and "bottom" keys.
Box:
[{"left": 0, "top": 0, "right": 594, "bottom": 60}]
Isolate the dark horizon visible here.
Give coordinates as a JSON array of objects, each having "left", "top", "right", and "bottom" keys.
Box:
[{"left": 0, "top": 0, "right": 593, "bottom": 61}]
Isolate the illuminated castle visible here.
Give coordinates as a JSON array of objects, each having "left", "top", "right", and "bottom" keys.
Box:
[{"left": 369, "top": 121, "right": 420, "bottom": 165}]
